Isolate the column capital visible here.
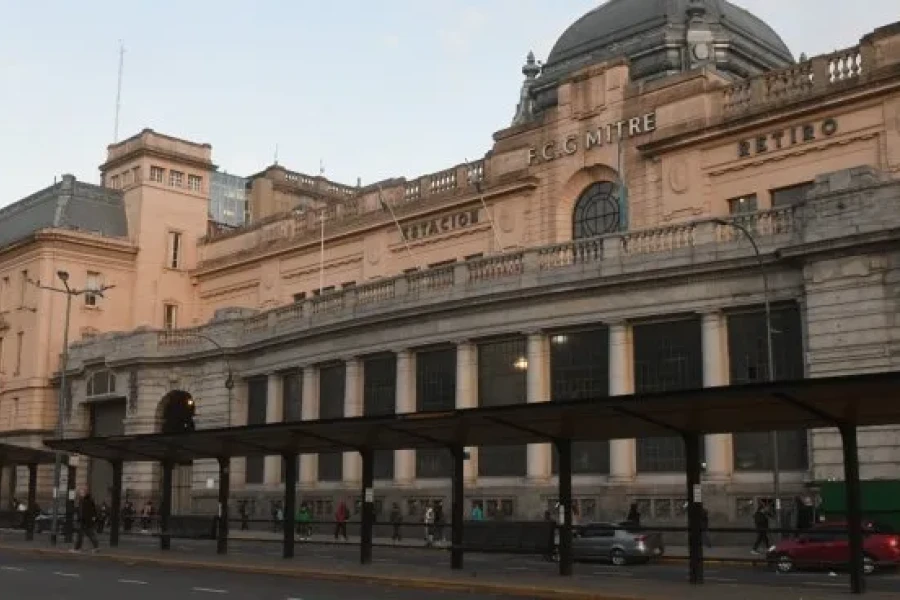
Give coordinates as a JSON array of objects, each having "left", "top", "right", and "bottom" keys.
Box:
[
  {"left": 522, "top": 329, "right": 545, "bottom": 336},
  {"left": 453, "top": 338, "right": 474, "bottom": 347},
  {"left": 699, "top": 308, "right": 725, "bottom": 320},
  {"left": 606, "top": 318, "right": 628, "bottom": 327}
]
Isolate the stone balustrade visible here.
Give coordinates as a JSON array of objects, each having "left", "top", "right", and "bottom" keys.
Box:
[
  {"left": 722, "top": 43, "right": 870, "bottom": 117},
  {"left": 191, "top": 208, "right": 803, "bottom": 349},
  {"left": 199, "top": 158, "right": 488, "bottom": 266}
]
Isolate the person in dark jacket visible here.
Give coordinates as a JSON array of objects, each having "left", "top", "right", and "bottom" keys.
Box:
[
  {"left": 74, "top": 490, "right": 99, "bottom": 552},
  {"left": 389, "top": 503, "right": 403, "bottom": 542},
  {"left": 751, "top": 502, "right": 770, "bottom": 555}
]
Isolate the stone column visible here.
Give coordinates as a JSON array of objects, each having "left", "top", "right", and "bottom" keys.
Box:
[
  {"left": 702, "top": 311, "right": 733, "bottom": 482},
  {"left": 300, "top": 366, "right": 319, "bottom": 486},
  {"left": 343, "top": 358, "right": 364, "bottom": 485},
  {"left": 608, "top": 322, "right": 636, "bottom": 482},
  {"left": 455, "top": 341, "right": 478, "bottom": 484},
  {"left": 264, "top": 373, "right": 284, "bottom": 485},
  {"left": 394, "top": 350, "right": 416, "bottom": 486},
  {"left": 526, "top": 332, "right": 552, "bottom": 481}
]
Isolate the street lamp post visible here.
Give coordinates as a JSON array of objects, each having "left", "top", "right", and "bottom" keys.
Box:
[
  {"left": 712, "top": 218, "right": 781, "bottom": 533},
  {"left": 31, "top": 271, "right": 114, "bottom": 546}
]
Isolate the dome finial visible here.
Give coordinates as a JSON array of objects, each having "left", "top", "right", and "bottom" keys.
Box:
[{"left": 522, "top": 50, "right": 540, "bottom": 80}]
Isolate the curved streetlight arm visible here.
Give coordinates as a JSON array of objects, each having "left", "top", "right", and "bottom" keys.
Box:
[{"left": 713, "top": 217, "right": 781, "bottom": 528}]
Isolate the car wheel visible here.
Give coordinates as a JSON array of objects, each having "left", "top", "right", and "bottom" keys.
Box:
[
  {"left": 775, "top": 553, "right": 795, "bottom": 574},
  {"left": 610, "top": 549, "right": 627, "bottom": 567},
  {"left": 863, "top": 555, "right": 876, "bottom": 575}
]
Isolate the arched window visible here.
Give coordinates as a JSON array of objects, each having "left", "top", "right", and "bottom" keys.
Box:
[
  {"left": 572, "top": 181, "right": 621, "bottom": 239},
  {"left": 86, "top": 369, "right": 117, "bottom": 397}
]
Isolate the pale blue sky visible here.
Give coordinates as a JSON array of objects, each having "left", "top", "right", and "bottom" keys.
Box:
[{"left": 1, "top": 0, "right": 897, "bottom": 206}]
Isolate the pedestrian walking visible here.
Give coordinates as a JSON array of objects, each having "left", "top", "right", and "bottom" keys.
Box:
[
  {"left": 700, "top": 506, "right": 712, "bottom": 548},
  {"left": 627, "top": 502, "right": 641, "bottom": 527},
  {"left": 751, "top": 502, "right": 771, "bottom": 555},
  {"left": 73, "top": 490, "right": 99, "bottom": 552},
  {"left": 296, "top": 503, "right": 313, "bottom": 540},
  {"left": 423, "top": 502, "right": 435, "bottom": 547},
  {"left": 334, "top": 500, "right": 349, "bottom": 541},
  {"left": 390, "top": 502, "right": 403, "bottom": 542}
]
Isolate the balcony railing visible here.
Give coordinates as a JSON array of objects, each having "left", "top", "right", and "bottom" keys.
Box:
[
  {"left": 199, "top": 158, "right": 488, "bottom": 265},
  {"left": 722, "top": 44, "right": 867, "bottom": 117},
  {"left": 164, "top": 207, "right": 800, "bottom": 349}
]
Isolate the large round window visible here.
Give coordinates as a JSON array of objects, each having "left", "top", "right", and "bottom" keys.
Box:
[{"left": 572, "top": 181, "right": 621, "bottom": 239}]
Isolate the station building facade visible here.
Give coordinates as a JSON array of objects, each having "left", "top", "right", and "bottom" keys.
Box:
[{"left": 8, "top": 2, "right": 900, "bottom": 524}]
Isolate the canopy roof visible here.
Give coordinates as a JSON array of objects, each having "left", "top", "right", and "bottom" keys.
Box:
[
  {"left": 45, "top": 372, "right": 900, "bottom": 464},
  {"left": 0, "top": 442, "right": 67, "bottom": 466}
]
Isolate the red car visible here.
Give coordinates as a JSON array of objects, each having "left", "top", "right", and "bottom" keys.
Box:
[{"left": 768, "top": 521, "right": 900, "bottom": 574}]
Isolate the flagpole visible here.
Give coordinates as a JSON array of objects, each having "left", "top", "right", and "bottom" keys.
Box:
[
  {"left": 466, "top": 159, "right": 504, "bottom": 253},
  {"left": 378, "top": 188, "right": 419, "bottom": 269},
  {"left": 319, "top": 210, "right": 325, "bottom": 294}
]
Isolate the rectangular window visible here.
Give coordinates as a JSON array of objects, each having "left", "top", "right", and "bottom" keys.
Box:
[
  {"left": 477, "top": 337, "right": 528, "bottom": 477},
  {"left": 122, "top": 170, "right": 132, "bottom": 185},
  {"left": 727, "top": 194, "right": 758, "bottom": 214},
  {"left": 167, "top": 231, "right": 182, "bottom": 269},
  {"left": 188, "top": 174, "right": 202, "bottom": 192},
  {"left": 19, "top": 270, "right": 28, "bottom": 306},
  {"left": 132, "top": 166, "right": 141, "bottom": 182},
  {"left": 163, "top": 304, "right": 178, "bottom": 330},
  {"left": 245, "top": 377, "right": 268, "bottom": 484},
  {"left": 771, "top": 182, "right": 814, "bottom": 208},
  {"left": 415, "top": 347, "right": 456, "bottom": 478},
  {"left": 633, "top": 318, "right": 704, "bottom": 473},
  {"left": 14, "top": 331, "right": 24, "bottom": 376},
  {"left": 150, "top": 166, "right": 165, "bottom": 183},
  {"left": 0, "top": 336, "right": 4, "bottom": 372},
  {"left": 282, "top": 371, "right": 303, "bottom": 422},
  {"left": 110, "top": 175, "right": 120, "bottom": 189},
  {"left": 169, "top": 170, "right": 184, "bottom": 188},
  {"left": 84, "top": 272, "right": 101, "bottom": 307},
  {"left": 363, "top": 354, "right": 396, "bottom": 480},
  {"left": 0, "top": 276, "right": 8, "bottom": 312}
]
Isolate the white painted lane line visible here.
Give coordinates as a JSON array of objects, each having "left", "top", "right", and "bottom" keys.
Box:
[
  {"left": 707, "top": 577, "right": 738, "bottom": 583},
  {"left": 53, "top": 571, "right": 81, "bottom": 578},
  {"left": 118, "top": 579, "right": 149, "bottom": 585},
  {"left": 0, "top": 566, "right": 25, "bottom": 572},
  {"left": 803, "top": 582, "right": 847, "bottom": 588},
  {"left": 192, "top": 587, "right": 229, "bottom": 594},
  {"left": 504, "top": 566, "right": 532, "bottom": 571},
  {"left": 591, "top": 570, "right": 634, "bottom": 577}
]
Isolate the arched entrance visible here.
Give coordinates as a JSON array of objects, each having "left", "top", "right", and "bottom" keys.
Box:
[{"left": 157, "top": 390, "right": 196, "bottom": 514}]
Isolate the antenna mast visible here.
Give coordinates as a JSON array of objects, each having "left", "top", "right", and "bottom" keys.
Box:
[{"left": 113, "top": 40, "right": 125, "bottom": 142}]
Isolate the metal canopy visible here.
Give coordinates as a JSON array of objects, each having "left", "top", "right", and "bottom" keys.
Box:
[
  {"left": 0, "top": 442, "right": 68, "bottom": 466},
  {"left": 44, "top": 371, "right": 900, "bottom": 464}
]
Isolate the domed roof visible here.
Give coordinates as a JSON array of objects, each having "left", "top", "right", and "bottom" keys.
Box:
[{"left": 530, "top": 0, "right": 794, "bottom": 113}]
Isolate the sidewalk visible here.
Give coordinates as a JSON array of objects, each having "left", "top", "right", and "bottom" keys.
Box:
[
  {"left": 228, "top": 529, "right": 763, "bottom": 565},
  {"left": 1, "top": 537, "right": 887, "bottom": 600}
]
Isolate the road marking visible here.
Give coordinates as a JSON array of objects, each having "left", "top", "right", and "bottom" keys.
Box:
[
  {"left": 802, "top": 582, "right": 847, "bottom": 588},
  {"left": 591, "top": 570, "right": 634, "bottom": 577},
  {"left": 118, "top": 579, "right": 149, "bottom": 585},
  {"left": 53, "top": 572, "right": 81, "bottom": 578},
  {"left": 192, "top": 587, "right": 229, "bottom": 594},
  {"left": 0, "top": 566, "right": 25, "bottom": 572},
  {"left": 706, "top": 577, "right": 738, "bottom": 583}
]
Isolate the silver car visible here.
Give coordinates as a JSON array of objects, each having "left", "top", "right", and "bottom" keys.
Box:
[{"left": 572, "top": 522, "right": 665, "bottom": 566}]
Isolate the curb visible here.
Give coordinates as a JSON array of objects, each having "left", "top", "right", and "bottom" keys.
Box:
[{"left": 0, "top": 544, "right": 647, "bottom": 600}]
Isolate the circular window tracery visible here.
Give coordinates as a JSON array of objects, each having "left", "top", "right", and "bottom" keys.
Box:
[{"left": 572, "top": 181, "right": 621, "bottom": 239}]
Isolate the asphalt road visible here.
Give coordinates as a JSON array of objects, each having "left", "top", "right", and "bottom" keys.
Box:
[
  {"left": 0, "top": 550, "right": 520, "bottom": 600},
  {"left": 116, "top": 535, "right": 900, "bottom": 593}
]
